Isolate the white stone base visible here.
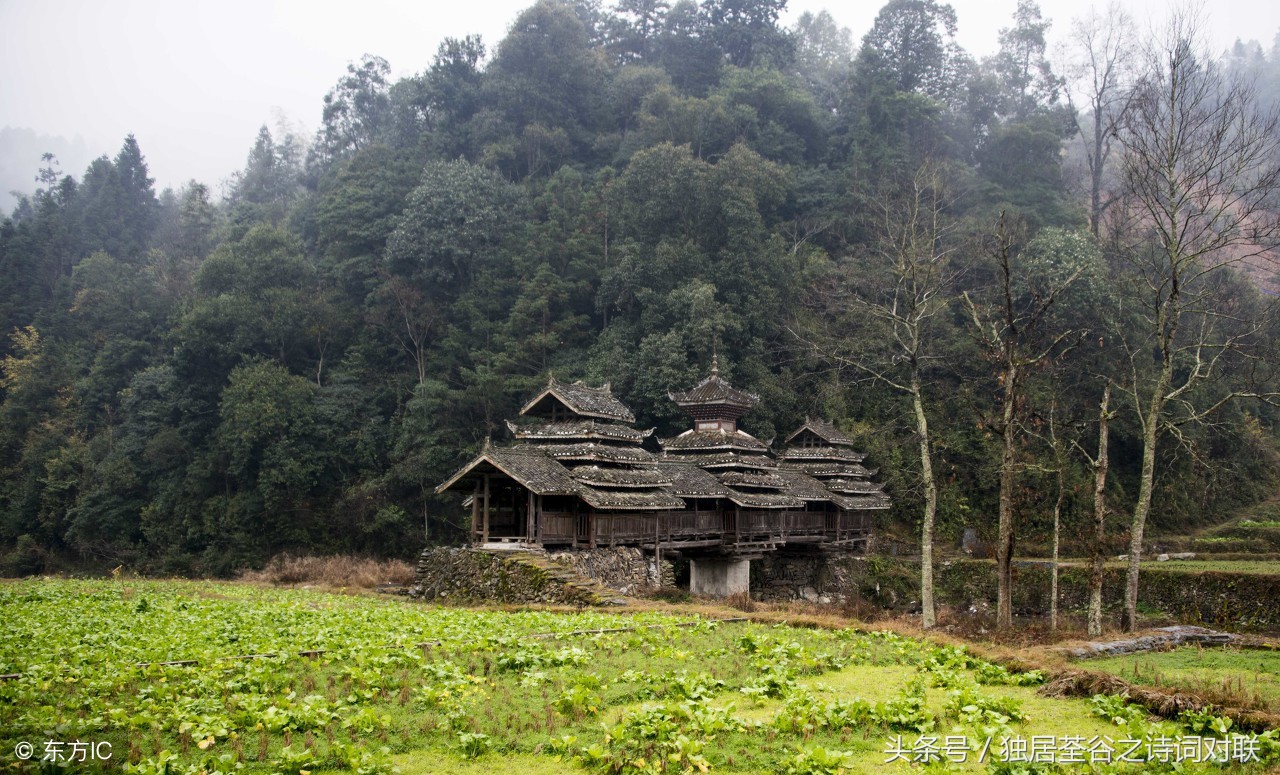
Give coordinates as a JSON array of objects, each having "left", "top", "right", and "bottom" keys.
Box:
[{"left": 689, "top": 557, "right": 750, "bottom": 596}]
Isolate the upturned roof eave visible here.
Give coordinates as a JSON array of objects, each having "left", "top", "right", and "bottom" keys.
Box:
[{"left": 434, "top": 449, "right": 578, "bottom": 497}]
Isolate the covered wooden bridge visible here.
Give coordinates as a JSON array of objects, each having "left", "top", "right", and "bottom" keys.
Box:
[{"left": 436, "top": 365, "right": 888, "bottom": 593}]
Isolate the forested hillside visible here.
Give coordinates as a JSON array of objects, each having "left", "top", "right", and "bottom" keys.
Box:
[{"left": 2, "top": 0, "right": 1279, "bottom": 577}]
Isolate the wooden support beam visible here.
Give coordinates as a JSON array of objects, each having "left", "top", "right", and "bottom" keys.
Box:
[
  {"left": 536, "top": 494, "right": 544, "bottom": 544},
  {"left": 526, "top": 488, "right": 535, "bottom": 543},
  {"left": 471, "top": 481, "right": 480, "bottom": 542},
  {"left": 482, "top": 474, "right": 490, "bottom": 544}
]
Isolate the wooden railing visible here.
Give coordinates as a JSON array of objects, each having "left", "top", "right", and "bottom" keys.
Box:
[
  {"left": 541, "top": 512, "right": 576, "bottom": 544},
  {"left": 735, "top": 510, "right": 826, "bottom": 538},
  {"left": 483, "top": 507, "right": 871, "bottom": 549},
  {"left": 663, "top": 511, "right": 723, "bottom": 538}
]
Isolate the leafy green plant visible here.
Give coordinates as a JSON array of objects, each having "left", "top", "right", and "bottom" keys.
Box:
[
  {"left": 336, "top": 743, "right": 400, "bottom": 775},
  {"left": 456, "top": 731, "right": 492, "bottom": 759},
  {"left": 1088, "top": 693, "right": 1147, "bottom": 728},
  {"left": 555, "top": 683, "right": 602, "bottom": 718},
  {"left": 973, "top": 662, "right": 1045, "bottom": 687},
  {"left": 1177, "top": 707, "right": 1232, "bottom": 736},
  {"left": 786, "top": 744, "right": 855, "bottom": 774},
  {"left": 271, "top": 743, "right": 316, "bottom": 775},
  {"left": 943, "top": 684, "right": 1026, "bottom": 738},
  {"left": 870, "top": 677, "right": 935, "bottom": 732}
]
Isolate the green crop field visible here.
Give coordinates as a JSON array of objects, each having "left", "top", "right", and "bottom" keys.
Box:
[{"left": 2, "top": 579, "right": 1277, "bottom": 774}]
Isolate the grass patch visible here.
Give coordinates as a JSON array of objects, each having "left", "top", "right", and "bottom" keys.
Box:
[
  {"left": 1121, "top": 560, "right": 1280, "bottom": 575},
  {"left": 1088, "top": 646, "right": 1280, "bottom": 712},
  {"left": 385, "top": 750, "right": 578, "bottom": 774}
]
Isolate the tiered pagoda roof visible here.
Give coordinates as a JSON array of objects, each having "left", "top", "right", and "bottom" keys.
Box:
[
  {"left": 438, "top": 370, "right": 890, "bottom": 515},
  {"left": 656, "top": 364, "right": 888, "bottom": 511},
  {"left": 521, "top": 377, "right": 636, "bottom": 423},
  {"left": 659, "top": 428, "right": 770, "bottom": 453},
  {"left": 784, "top": 418, "right": 857, "bottom": 447},
  {"left": 506, "top": 419, "right": 652, "bottom": 444},
  {"left": 776, "top": 417, "right": 889, "bottom": 510}
]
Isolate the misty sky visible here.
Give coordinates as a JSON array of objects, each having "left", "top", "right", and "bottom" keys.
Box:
[{"left": 2, "top": 0, "right": 1277, "bottom": 197}]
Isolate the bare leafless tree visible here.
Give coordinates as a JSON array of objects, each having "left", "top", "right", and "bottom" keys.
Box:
[
  {"left": 963, "top": 214, "right": 1084, "bottom": 630},
  {"left": 1068, "top": 383, "right": 1114, "bottom": 637},
  {"left": 1112, "top": 8, "right": 1280, "bottom": 632},
  {"left": 370, "top": 273, "right": 438, "bottom": 386},
  {"left": 792, "top": 161, "right": 961, "bottom": 629},
  {"left": 1064, "top": 2, "right": 1137, "bottom": 236}
]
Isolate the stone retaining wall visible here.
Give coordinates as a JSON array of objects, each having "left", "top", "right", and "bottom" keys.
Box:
[
  {"left": 547, "top": 547, "right": 674, "bottom": 593},
  {"left": 407, "top": 546, "right": 673, "bottom": 606},
  {"left": 751, "top": 552, "right": 911, "bottom": 607},
  {"left": 751, "top": 552, "right": 1280, "bottom": 632},
  {"left": 408, "top": 548, "right": 607, "bottom": 605}
]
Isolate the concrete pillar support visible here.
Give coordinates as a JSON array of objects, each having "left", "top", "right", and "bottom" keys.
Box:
[{"left": 689, "top": 557, "right": 750, "bottom": 597}]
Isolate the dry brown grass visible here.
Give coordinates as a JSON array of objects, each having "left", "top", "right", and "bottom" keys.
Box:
[{"left": 238, "top": 554, "right": 415, "bottom": 589}]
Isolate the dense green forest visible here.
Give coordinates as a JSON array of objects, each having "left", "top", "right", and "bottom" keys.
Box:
[{"left": 2, "top": 0, "right": 1279, "bottom": 578}]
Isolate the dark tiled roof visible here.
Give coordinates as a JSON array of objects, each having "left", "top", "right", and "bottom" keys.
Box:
[
  {"left": 506, "top": 419, "right": 651, "bottom": 444},
  {"left": 650, "top": 462, "right": 732, "bottom": 497},
  {"left": 784, "top": 419, "right": 857, "bottom": 447},
  {"left": 436, "top": 445, "right": 580, "bottom": 496},
  {"left": 782, "top": 462, "right": 875, "bottom": 478},
  {"left": 577, "top": 486, "right": 686, "bottom": 511},
  {"left": 520, "top": 377, "right": 636, "bottom": 422},
  {"left": 663, "top": 451, "right": 778, "bottom": 469},
  {"left": 778, "top": 446, "right": 867, "bottom": 463},
  {"left": 659, "top": 428, "right": 768, "bottom": 452},
  {"left": 667, "top": 360, "right": 759, "bottom": 411},
  {"left": 772, "top": 469, "right": 890, "bottom": 511},
  {"left": 719, "top": 471, "right": 788, "bottom": 489},
  {"left": 571, "top": 466, "right": 673, "bottom": 488},
  {"left": 725, "top": 490, "right": 805, "bottom": 509},
  {"left": 837, "top": 494, "right": 892, "bottom": 510},
  {"left": 774, "top": 469, "right": 842, "bottom": 502},
  {"left": 540, "top": 443, "right": 657, "bottom": 464},
  {"left": 823, "top": 478, "right": 886, "bottom": 494}
]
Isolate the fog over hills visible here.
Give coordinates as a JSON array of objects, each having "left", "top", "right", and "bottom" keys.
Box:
[{"left": 2, "top": 0, "right": 1276, "bottom": 199}]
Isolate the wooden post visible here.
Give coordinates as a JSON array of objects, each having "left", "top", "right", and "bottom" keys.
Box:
[
  {"left": 482, "top": 474, "right": 490, "bottom": 544},
  {"left": 471, "top": 482, "right": 480, "bottom": 543},
  {"left": 526, "top": 489, "right": 535, "bottom": 544},
  {"left": 654, "top": 512, "right": 662, "bottom": 588},
  {"left": 536, "top": 494, "right": 544, "bottom": 543}
]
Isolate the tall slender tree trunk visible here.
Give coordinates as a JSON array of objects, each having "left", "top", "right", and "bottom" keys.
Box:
[
  {"left": 1123, "top": 321, "right": 1175, "bottom": 631},
  {"left": 1089, "top": 385, "right": 1111, "bottom": 638},
  {"left": 1090, "top": 109, "right": 1105, "bottom": 237},
  {"left": 1122, "top": 398, "right": 1163, "bottom": 631},
  {"left": 996, "top": 362, "right": 1020, "bottom": 630},
  {"left": 912, "top": 372, "right": 938, "bottom": 629},
  {"left": 1051, "top": 464, "right": 1065, "bottom": 631}
]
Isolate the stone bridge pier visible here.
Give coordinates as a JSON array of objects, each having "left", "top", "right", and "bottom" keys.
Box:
[{"left": 689, "top": 557, "right": 750, "bottom": 596}]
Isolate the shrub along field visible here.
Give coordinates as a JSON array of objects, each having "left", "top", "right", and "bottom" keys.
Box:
[{"left": 2, "top": 579, "right": 1278, "bottom": 774}]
